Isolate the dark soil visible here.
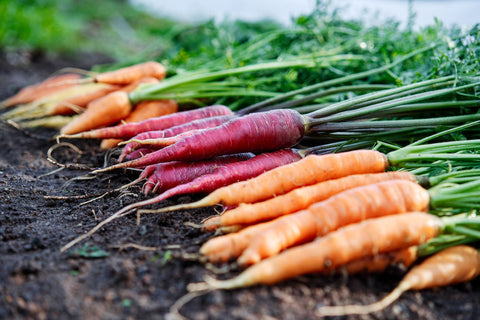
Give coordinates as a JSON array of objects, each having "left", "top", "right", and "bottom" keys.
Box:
[{"left": 1, "top": 50, "right": 479, "bottom": 320}]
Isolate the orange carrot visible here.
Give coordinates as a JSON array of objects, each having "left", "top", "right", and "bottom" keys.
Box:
[
  {"left": 324, "top": 246, "right": 418, "bottom": 275},
  {"left": 150, "top": 150, "right": 389, "bottom": 214},
  {"left": 100, "top": 99, "right": 178, "bottom": 149},
  {"left": 49, "top": 77, "right": 160, "bottom": 116},
  {"left": 192, "top": 212, "right": 443, "bottom": 289},
  {"left": 60, "top": 91, "right": 132, "bottom": 135},
  {"left": 1, "top": 73, "right": 82, "bottom": 108},
  {"left": 200, "top": 179, "right": 430, "bottom": 265},
  {"left": 48, "top": 83, "right": 122, "bottom": 116},
  {"left": 199, "top": 221, "right": 276, "bottom": 263},
  {"left": 91, "top": 61, "right": 166, "bottom": 85},
  {"left": 317, "top": 245, "right": 480, "bottom": 316},
  {"left": 202, "top": 171, "right": 418, "bottom": 231}
]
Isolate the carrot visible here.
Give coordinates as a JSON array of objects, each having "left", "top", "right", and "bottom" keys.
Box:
[
  {"left": 236, "top": 176, "right": 480, "bottom": 266},
  {"left": 49, "top": 83, "right": 122, "bottom": 116},
  {"left": 145, "top": 136, "right": 480, "bottom": 215},
  {"left": 123, "top": 147, "right": 157, "bottom": 161},
  {"left": 200, "top": 179, "right": 430, "bottom": 264},
  {"left": 317, "top": 245, "right": 480, "bottom": 316},
  {"left": 1, "top": 73, "right": 82, "bottom": 108},
  {"left": 60, "top": 149, "right": 303, "bottom": 252},
  {"left": 50, "top": 77, "right": 160, "bottom": 117},
  {"left": 60, "top": 91, "right": 132, "bottom": 135},
  {"left": 139, "top": 153, "right": 254, "bottom": 195},
  {"left": 90, "top": 61, "right": 166, "bottom": 85},
  {"left": 100, "top": 99, "right": 178, "bottom": 149},
  {"left": 120, "top": 149, "right": 302, "bottom": 214},
  {"left": 58, "top": 104, "right": 234, "bottom": 140},
  {"left": 324, "top": 246, "right": 418, "bottom": 275},
  {"left": 92, "top": 109, "right": 308, "bottom": 173},
  {"left": 202, "top": 171, "right": 419, "bottom": 231},
  {"left": 146, "top": 149, "right": 389, "bottom": 214},
  {"left": 118, "top": 114, "right": 237, "bottom": 161},
  {"left": 191, "top": 212, "right": 443, "bottom": 289},
  {"left": 122, "top": 130, "right": 204, "bottom": 149}
]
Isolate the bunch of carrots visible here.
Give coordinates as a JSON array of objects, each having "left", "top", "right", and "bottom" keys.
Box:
[
  {"left": 47, "top": 93, "right": 480, "bottom": 317},
  {"left": 0, "top": 61, "right": 184, "bottom": 148},
  {"left": 2, "top": 25, "right": 480, "bottom": 319}
]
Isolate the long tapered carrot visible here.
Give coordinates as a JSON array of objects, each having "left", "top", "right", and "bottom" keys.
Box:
[
  {"left": 192, "top": 212, "right": 443, "bottom": 289},
  {"left": 328, "top": 246, "right": 419, "bottom": 275},
  {"left": 92, "top": 109, "right": 308, "bottom": 173},
  {"left": 58, "top": 104, "right": 234, "bottom": 140},
  {"left": 145, "top": 149, "right": 389, "bottom": 214},
  {"left": 120, "top": 149, "right": 302, "bottom": 214},
  {"left": 118, "top": 114, "right": 237, "bottom": 161},
  {"left": 100, "top": 99, "right": 178, "bottom": 149},
  {"left": 200, "top": 179, "right": 430, "bottom": 264},
  {"left": 317, "top": 245, "right": 480, "bottom": 316},
  {"left": 90, "top": 61, "right": 166, "bottom": 85},
  {"left": 60, "top": 91, "right": 132, "bottom": 135},
  {"left": 1, "top": 73, "right": 82, "bottom": 108},
  {"left": 140, "top": 153, "right": 254, "bottom": 195},
  {"left": 60, "top": 149, "right": 303, "bottom": 252},
  {"left": 202, "top": 171, "right": 419, "bottom": 231}
]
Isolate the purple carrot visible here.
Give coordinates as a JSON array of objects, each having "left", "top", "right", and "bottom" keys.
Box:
[
  {"left": 58, "top": 104, "right": 234, "bottom": 140},
  {"left": 141, "top": 153, "right": 255, "bottom": 195},
  {"left": 108, "top": 149, "right": 303, "bottom": 218},
  {"left": 124, "top": 147, "right": 157, "bottom": 161},
  {"left": 118, "top": 114, "right": 237, "bottom": 161},
  {"left": 93, "top": 109, "right": 307, "bottom": 173}
]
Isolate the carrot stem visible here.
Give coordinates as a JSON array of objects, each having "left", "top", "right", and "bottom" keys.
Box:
[{"left": 237, "top": 43, "right": 438, "bottom": 115}]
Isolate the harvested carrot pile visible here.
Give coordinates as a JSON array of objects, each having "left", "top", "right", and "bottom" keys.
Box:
[{"left": 2, "top": 4, "right": 480, "bottom": 319}]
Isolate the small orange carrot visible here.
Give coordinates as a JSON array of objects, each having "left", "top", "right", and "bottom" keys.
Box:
[
  {"left": 151, "top": 150, "right": 389, "bottom": 214},
  {"left": 60, "top": 91, "right": 132, "bottom": 135},
  {"left": 199, "top": 221, "right": 274, "bottom": 263},
  {"left": 90, "top": 61, "right": 166, "bottom": 85},
  {"left": 317, "top": 245, "right": 480, "bottom": 316},
  {"left": 202, "top": 171, "right": 418, "bottom": 231},
  {"left": 200, "top": 179, "right": 430, "bottom": 265},
  {"left": 192, "top": 212, "right": 443, "bottom": 289},
  {"left": 100, "top": 99, "right": 178, "bottom": 149},
  {"left": 49, "top": 77, "right": 160, "bottom": 117},
  {"left": 1, "top": 73, "right": 82, "bottom": 108}
]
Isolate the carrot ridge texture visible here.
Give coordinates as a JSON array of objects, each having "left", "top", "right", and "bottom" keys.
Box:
[
  {"left": 201, "top": 179, "right": 430, "bottom": 264},
  {"left": 317, "top": 245, "right": 480, "bottom": 316},
  {"left": 94, "top": 109, "right": 307, "bottom": 172},
  {"left": 239, "top": 179, "right": 430, "bottom": 265},
  {"left": 158, "top": 149, "right": 389, "bottom": 214},
  {"left": 204, "top": 212, "right": 442, "bottom": 290},
  {"left": 203, "top": 171, "right": 417, "bottom": 230},
  {"left": 61, "top": 104, "right": 233, "bottom": 140}
]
